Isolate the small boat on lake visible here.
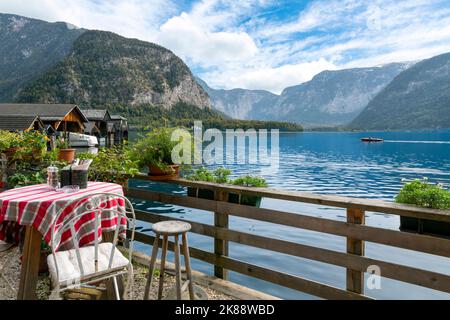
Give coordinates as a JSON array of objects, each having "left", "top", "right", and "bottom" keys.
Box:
[{"left": 361, "top": 137, "right": 384, "bottom": 142}]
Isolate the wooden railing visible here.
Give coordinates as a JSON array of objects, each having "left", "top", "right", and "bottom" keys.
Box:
[{"left": 125, "top": 174, "right": 450, "bottom": 300}]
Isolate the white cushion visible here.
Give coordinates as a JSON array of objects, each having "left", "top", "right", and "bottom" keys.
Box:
[{"left": 47, "top": 242, "right": 129, "bottom": 286}]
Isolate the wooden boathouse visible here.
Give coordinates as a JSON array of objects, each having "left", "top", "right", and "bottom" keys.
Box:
[{"left": 0, "top": 104, "right": 87, "bottom": 133}]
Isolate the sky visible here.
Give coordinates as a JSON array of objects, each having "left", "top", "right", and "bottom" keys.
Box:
[{"left": 1, "top": 0, "right": 450, "bottom": 94}]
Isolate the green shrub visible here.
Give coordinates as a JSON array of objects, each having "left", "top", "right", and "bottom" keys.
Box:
[
  {"left": 186, "top": 167, "right": 267, "bottom": 187},
  {"left": 78, "top": 143, "right": 139, "bottom": 185},
  {"left": 187, "top": 167, "right": 231, "bottom": 183},
  {"left": 396, "top": 178, "right": 450, "bottom": 209},
  {"left": 0, "top": 131, "right": 21, "bottom": 152},
  {"left": 232, "top": 175, "right": 268, "bottom": 188},
  {"left": 7, "top": 171, "right": 46, "bottom": 188}
]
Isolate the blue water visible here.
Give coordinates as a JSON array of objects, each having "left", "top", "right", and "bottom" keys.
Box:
[{"left": 128, "top": 131, "right": 450, "bottom": 300}]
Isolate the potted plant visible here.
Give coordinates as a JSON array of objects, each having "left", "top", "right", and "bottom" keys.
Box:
[
  {"left": 396, "top": 178, "right": 450, "bottom": 237},
  {"left": 0, "top": 130, "right": 21, "bottom": 161},
  {"left": 229, "top": 175, "right": 268, "bottom": 207},
  {"left": 56, "top": 136, "right": 76, "bottom": 163},
  {"left": 19, "top": 130, "right": 49, "bottom": 163},
  {"left": 132, "top": 128, "right": 181, "bottom": 180},
  {"left": 186, "top": 167, "right": 231, "bottom": 200}
]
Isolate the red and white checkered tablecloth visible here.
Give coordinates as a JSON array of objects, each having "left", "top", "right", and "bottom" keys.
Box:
[{"left": 0, "top": 182, "right": 126, "bottom": 249}]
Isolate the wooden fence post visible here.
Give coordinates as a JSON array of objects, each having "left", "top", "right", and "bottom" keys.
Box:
[
  {"left": 214, "top": 190, "right": 229, "bottom": 280},
  {"left": 346, "top": 208, "right": 365, "bottom": 294}
]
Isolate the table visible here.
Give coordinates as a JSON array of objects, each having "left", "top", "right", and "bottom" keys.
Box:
[{"left": 0, "top": 182, "right": 125, "bottom": 300}]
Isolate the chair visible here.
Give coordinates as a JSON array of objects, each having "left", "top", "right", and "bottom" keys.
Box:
[{"left": 47, "top": 193, "right": 136, "bottom": 300}]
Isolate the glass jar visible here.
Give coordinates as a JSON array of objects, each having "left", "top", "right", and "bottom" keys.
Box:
[{"left": 47, "top": 166, "right": 59, "bottom": 190}]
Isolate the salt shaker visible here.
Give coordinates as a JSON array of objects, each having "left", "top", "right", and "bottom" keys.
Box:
[{"left": 47, "top": 166, "right": 59, "bottom": 190}]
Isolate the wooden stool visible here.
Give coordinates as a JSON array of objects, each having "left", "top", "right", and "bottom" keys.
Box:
[{"left": 144, "top": 221, "right": 195, "bottom": 300}]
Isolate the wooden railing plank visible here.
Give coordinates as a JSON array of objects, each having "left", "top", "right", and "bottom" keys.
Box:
[
  {"left": 145, "top": 177, "right": 450, "bottom": 222},
  {"left": 125, "top": 187, "right": 216, "bottom": 211},
  {"left": 214, "top": 190, "right": 229, "bottom": 280},
  {"left": 126, "top": 189, "right": 450, "bottom": 257},
  {"left": 133, "top": 231, "right": 371, "bottom": 300},
  {"left": 216, "top": 202, "right": 450, "bottom": 258},
  {"left": 346, "top": 208, "right": 365, "bottom": 294},
  {"left": 135, "top": 210, "right": 450, "bottom": 293}
]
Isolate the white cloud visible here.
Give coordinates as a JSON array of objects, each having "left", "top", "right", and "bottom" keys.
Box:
[
  {"left": 0, "top": 0, "right": 175, "bottom": 41},
  {"left": 157, "top": 12, "right": 258, "bottom": 66},
  {"left": 203, "top": 58, "right": 337, "bottom": 94}
]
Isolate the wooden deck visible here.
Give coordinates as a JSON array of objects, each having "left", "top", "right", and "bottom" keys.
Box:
[{"left": 125, "top": 175, "right": 450, "bottom": 300}]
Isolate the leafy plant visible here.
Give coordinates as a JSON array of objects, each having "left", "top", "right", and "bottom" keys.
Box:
[
  {"left": 18, "top": 130, "right": 49, "bottom": 161},
  {"left": 186, "top": 167, "right": 216, "bottom": 182},
  {"left": 396, "top": 178, "right": 450, "bottom": 209},
  {"left": 56, "top": 136, "right": 70, "bottom": 149},
  {"left": 187, "top": 167, "right": 232, "bottom": 183},
  {"left": 78, "top": 143, "right": 139, "bottom": 185},
  {"left": 231, "top": 175, "right": 268, "bottom": 188},
  {"left": 0, "top": 131, "right": 21, "bottom": 152},
  {"left": 132, "top": 127, "right": 181, "bottom": 172},
  {"left": 213, "top": 167, "right": 232, "bottom": 183},
  {"left": 7, "top": 170, "right": 46, "bottom": 188},
  {"left": 186, "top": 167, "right": 267, "bottom": 187},
  {"left": 0, "top": 130, "right": 50, "bottom": 163}
]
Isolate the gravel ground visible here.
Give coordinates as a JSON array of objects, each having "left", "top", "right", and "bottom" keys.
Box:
[{"left": 0, "top": 245, "right": 233, "bottom": 300}]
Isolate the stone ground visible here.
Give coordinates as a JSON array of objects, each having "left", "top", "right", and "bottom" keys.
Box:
[{"left": 0, "top": 245, "right": 233, "bottom": 300}]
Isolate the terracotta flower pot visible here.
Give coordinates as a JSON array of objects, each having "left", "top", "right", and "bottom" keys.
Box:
[
  {"left": 58, "top": 149, "right": 76, "bottom": 163},
  {"left": 148, "top": 164, "right": 180, "bottom": 180}
]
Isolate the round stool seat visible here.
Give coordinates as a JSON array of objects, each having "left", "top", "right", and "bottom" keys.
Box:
[{"left": 152, "top": 221, "right": 191, "bottom": 235}]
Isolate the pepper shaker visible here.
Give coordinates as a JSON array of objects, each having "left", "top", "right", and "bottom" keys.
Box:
[{"left": 47, "top": 166, "right": 59, "bottom": 190}]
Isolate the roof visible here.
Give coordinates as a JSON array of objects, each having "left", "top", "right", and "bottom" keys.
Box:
[
  {"left": 0, "top": 104, "right": 88, "bottom": 123},
  {"left": 81, "top": 109, "right": 112, "bottom": 121},
  {"left": 110, "top": 115, "right": 127, "bottom": 121},
  {"left": 0, "top": 115, "right": 43, "bottom": 131}
]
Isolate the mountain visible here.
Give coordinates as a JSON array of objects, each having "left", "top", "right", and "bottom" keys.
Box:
[
  {"left": 198, "top": 64, "right": 409, "bottom": 127},
  {"left": 16, "top": 30, "right": 211, "bottom": 110},
  {"left": 267, "top": 63, "right": 410, "bottom": 128},
  {"left": 196, "top": 77, "right": 278, "bottom": 119},
  {"left": 350, "top": 53, "right": 450, "bottom": 130},
  {"left": 0, "top": 13, "right": 85, "bottom": 102}
]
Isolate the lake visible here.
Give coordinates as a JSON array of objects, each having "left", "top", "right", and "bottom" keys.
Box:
[{"left": 128, "top": 130, "right": 450, "bottom": 300}]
